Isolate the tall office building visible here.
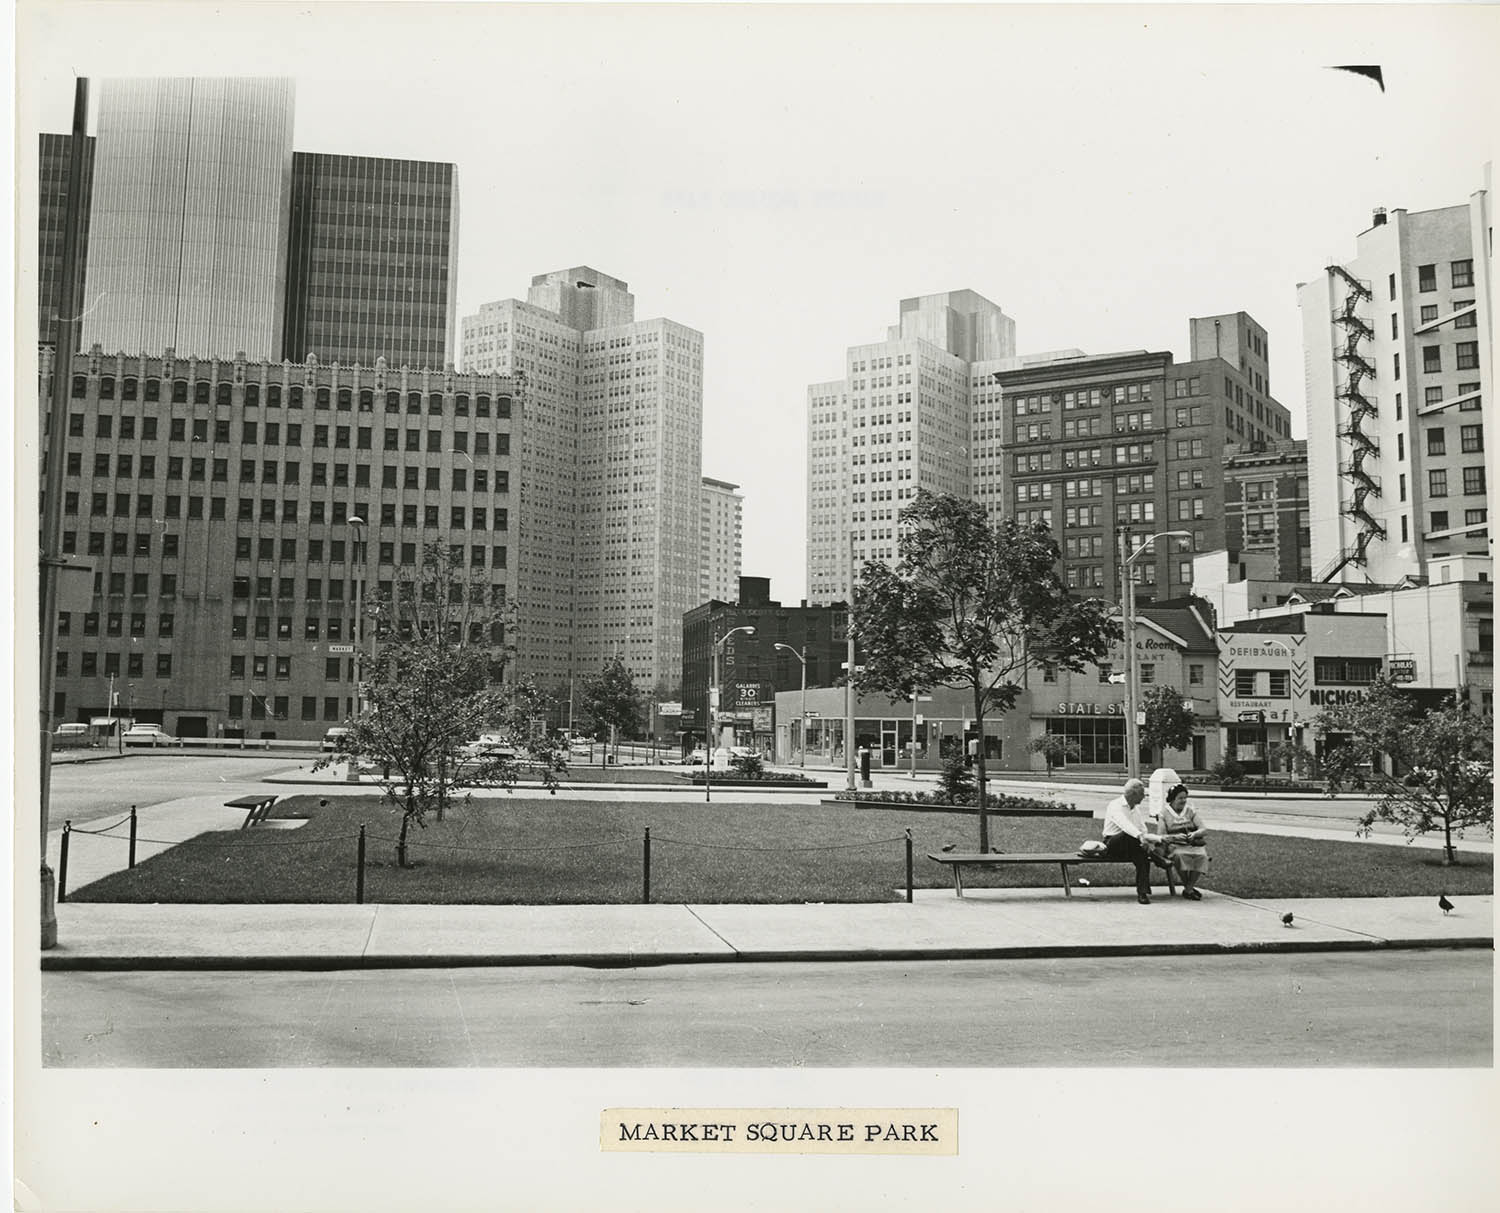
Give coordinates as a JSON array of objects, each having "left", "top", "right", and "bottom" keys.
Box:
[
  {"left": 44, "top": 346, "right": 520, "bottom": 739},
  {"left": 700, "top": 477, "right": 743, "bottom": 605},
  {"left": 461, "top": 268, "right": 704, "bottom": 698},
  {"left": 806, "top": 290, "right": 1016, "bottom": 603},
  {"left": 283, "top": 153, "right": 460, "bottom": 368},
  {"left": 985, "top": 314, "right": 1294, "bottom": 603},
  {"left": 80, "top": 78, "right": 296, "bottom": 361},
  {"left": 47, "top": 78, "right": 462, "bottom": 369},
  {"left": 1297, "top": 183, "right": 1492, "bottom": 585},
  {"left": 38, "top": 133, "right": 94, "bottom": 344}
]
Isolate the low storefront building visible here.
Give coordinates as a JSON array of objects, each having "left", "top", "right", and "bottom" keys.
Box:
[
  {"left": 1026, "top": 601, "right": 1220, "bottom": 773},
  {"left": 1217, "top": 605, "right": 1389, "bottom": 774}
]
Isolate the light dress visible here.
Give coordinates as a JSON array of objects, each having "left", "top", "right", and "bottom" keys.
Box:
[{"left": 1162, "top": 803, "right": 1208, "bottom": 875}]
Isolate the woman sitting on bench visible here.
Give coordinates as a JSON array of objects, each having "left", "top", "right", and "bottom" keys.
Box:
[{"left": 1159, "top": 783, "right": 1209, "bottom": 900}]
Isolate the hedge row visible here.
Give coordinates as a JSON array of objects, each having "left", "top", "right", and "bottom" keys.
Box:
[{"left": 832, "top": 789, "right": 1077, "bottom": 813}]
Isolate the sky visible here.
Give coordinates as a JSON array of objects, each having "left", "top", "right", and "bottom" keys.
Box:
[{"left": 17, "top": 2, "right": 1499, "bottom": 607}]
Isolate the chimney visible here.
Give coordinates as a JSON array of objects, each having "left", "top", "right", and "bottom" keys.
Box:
[{"left": 1372, "top": 207, "right": 1388, "bottom": 227}]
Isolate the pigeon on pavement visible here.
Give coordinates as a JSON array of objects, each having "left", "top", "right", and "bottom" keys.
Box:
[
  {"left": 940, "top": 843, "right": 955, "bottom": 853},
  {"left": 1282, "top": 912, "right": 1295, "bottom": 927},
  {"left": 1438, "top": 894, "right": 1454, "bottom": 916}
]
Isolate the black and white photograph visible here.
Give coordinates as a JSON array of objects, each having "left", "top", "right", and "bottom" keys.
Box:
[{"left": 11, "top": 2, "right": 1498, "bottom": 1209}]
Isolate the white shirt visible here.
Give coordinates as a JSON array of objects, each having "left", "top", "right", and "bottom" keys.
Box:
[{"left": 1102, "top": 795, "right": 1151, "bottom": 840}]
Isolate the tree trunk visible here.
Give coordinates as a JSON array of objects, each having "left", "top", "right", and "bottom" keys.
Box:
[{"left": 398, "top": 800, "right": 412, "bottom": 868}]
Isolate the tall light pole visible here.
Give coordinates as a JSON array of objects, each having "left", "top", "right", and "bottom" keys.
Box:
[
  {"left": 39, "top": 78, "right": 89, "bottom": 950},
  {"left": 346, "top": 516, "right": 365, "bottom": 782},
  {"left": 1118, "top": 528, "right": 1189, "bottom": 779},
  {"left": 774, "top": 643, "right": 807, "bottom": 768},
  {"left": 706, "top": 624, "right": 755, "bottom": 802},
  {"left": 845, "top": 533, "right": 857, "bottom": 793}
]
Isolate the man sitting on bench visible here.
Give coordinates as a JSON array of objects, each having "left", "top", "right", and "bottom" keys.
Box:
[{"left": 1101, "top": 777, "right": 1168, "bottom": 905}]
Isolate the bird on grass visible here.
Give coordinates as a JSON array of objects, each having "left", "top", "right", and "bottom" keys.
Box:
[
  {"left": 1282, "top": 912, "right": 1295, "bottom": 928},
  {"left": 1438, "top": 894, "right": 1454, "bottom": 916}
]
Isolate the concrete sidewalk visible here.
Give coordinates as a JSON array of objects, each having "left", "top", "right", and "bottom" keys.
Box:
[{"left": 41, "top": 892, "right": 1493, "bottom": 970}]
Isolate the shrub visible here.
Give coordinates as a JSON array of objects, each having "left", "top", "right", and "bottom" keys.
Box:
[
  {"left": 730, "top": 752, "right": 765, "bottom": 778},
  {"left": 939, "top": 753, "right": 975, "bottom": 800},
  {"left": 1209, "top": 754, "right": 1247, "bottom": 786}
]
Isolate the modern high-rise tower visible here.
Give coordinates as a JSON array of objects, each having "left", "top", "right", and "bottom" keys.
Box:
[
  {"left": 461, "top": 268, "right": 704, "bottom": 699},
  {"left": 80, "top": 78, "right": 297, "bottom": 361},
  {"left": 47, "top": 78, "right": 462, "bottom": 369},
  {"left": 283, "top": 153, "right": 460, "bottom": 368},
  {"left": 806, "top": 290, "right": 1016, "bottom": 603},
  {"left": 1298, "top": 179, "right": 1491, "bottom": 585}
]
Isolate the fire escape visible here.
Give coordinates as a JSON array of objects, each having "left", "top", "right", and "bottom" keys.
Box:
[{"left": 1317, "top": 264, "right": 1386, "bottom": 581}]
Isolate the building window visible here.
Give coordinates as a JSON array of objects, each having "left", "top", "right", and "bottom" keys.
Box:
[
  {"left": 1464, "top": 508, "right": 1487, "bottom": 529},
  {"left": 1451, "top": 259, "right": 1474, "bottom": 288},
  {"left": 1427, "top": 428, "right": 1446, "bottom": 455},
  {"left": 1455, "top": 342, "right": 1479, "bottom": 370},
  {"left": 1429, "top": 469, "right": 1448, "bottom": 497},
  {"left": 1268, "top": 670, "right": 1289, "bottom": 698},
  {"left": 1314, "top": 657, "right": 1382, "bottom": 685},
  {"left": 1235, "top": 670, "right": 1258, "bottom": 697},
  {"left": 1418, "top": 264, "right": 1436, "bottom": 292},
  {"left": 1139, "top": 663, "right": 1155, "bottom": 685},
  {"left": 1463, "top": 466, "right": 1486, "bottom": 495},
  {"left": 1460, "top": 424, "right": 1484, "bottom": 453},
  {"left": 1423, "top": 346, "right": 1441, "bottom": 374},
  {"left": 1431, "top": 510, "right": 1450, "bottom": 532},
  {"left": 1188, "top": 664, "right": 1204, "bottom": 686}
]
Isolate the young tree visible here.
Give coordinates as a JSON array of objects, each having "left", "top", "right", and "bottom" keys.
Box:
[
  {"left": 576, "top": 655, "right": 644, "bottom": 761},
  {"left": 1028, "top": 734, "right": 1082, "bottom": 778},
  {"left": 315, "top": 544, "right": 565, "bottom": 866},
  {"left": 1138, "top": 685, "right": 1196, "bottom": 770},
  {"left": 854, "top": 490, "right": 1120, "bottom": 851},
  {"left": 1317, "top": 678, "right": 1493, "bottom": 864}
]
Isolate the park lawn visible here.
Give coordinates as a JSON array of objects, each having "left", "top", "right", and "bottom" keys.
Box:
[{"left": 67, "top": 794, "right": 1493, "bottom": 905}]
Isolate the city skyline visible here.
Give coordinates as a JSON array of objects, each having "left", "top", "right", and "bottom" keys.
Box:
[{"left": 18, "top": 4, "right": 1497, "bottom": 608}]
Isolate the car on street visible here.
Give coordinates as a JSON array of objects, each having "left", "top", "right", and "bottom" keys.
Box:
[
  {"left": 320, "top": 726, "right": 352, "bottom": 752},
  {"left": 52, "top": 723, "right": 91, "bottom": 749},
  {"left": 682, "top": 748, "right": 707, "bottom": 765},
  {"left": 122, "top": 723, "right": 174, "bottom": 747}
]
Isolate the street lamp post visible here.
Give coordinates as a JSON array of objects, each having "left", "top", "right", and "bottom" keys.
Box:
[
  {"left": 846, "top": 533, "right": 857, "bottom": 793},
  {"left": 346, "top": 516, "right": 366, "bottom": 782},
  {"left": 707, "top": 624, "right": 755, "bottom": 802},
  {"left": 1117, "top": 528, "right": 1190, "bottom": 779},
  {"left": 774, "top": 643, "right": 807, "bottom": 768}
]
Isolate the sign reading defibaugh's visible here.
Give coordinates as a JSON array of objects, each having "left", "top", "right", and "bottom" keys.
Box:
[{"left": 601, "top": 1108, "right": 957, "bottom": 1155}]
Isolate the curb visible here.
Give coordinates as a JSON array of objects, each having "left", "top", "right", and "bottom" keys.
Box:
[{"left": 39, "top": 935, "right": 1493, "bottom": 972}]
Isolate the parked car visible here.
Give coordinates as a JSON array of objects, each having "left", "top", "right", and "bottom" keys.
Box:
[
  {"left": 729, "top": 746, "right": 756, "bottom": 760},
  {"left": 461, "top": 734, "right": 519, "bottom": 763},
  {"left": 122, "top": 723, "right": 174, "bottom": 747},
  {"left": 682, "top": 748, "right": 707, "bottom": 765},
  {"left": 320, "top": 726, "right": 352, "bottom": 752},
  {"left": 52, "top": 722, "right": 91, "bottom": 749}
]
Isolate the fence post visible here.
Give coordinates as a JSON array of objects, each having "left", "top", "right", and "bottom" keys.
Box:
[
  {"left": 642, "top": 827, "right": 651, "bottom": 904},
  {"left": 58, "top": 821, "right": 71, "bottom": 904},
  {"left": 128, "top": 805, "right": 138, "bottom": 869},
  {"left": 905, "top": 828, "right": 914, "bottom": 903},
  {"left": 356, "top": 824, "right": 366, "bottom": 904}
]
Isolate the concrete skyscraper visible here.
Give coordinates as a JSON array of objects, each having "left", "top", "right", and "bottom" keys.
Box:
[
  {"left": 461, "top": 268, "right": 704, "bottom": 699},
  {"left": 80, "top": 78, "right": 297, "bottom": 362},
  {"left": 1297, "top": 179, "right": 1492, "bottom": 586},
  {"left": 806, "top": 290, "right": 1016, "bottom": 603},
  {"left": 700, "top": 477, "right": 743, "bottom": 605}
]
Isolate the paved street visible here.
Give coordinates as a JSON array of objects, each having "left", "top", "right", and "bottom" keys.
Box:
[
  {"left": 42, "top": 949, "right": 1490, "bottom": 1067},
  {"left": 46, "top": 754, "right": 308, "bottom": 829}
]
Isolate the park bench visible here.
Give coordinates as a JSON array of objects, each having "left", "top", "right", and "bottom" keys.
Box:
[
  {"left": 226, "top": 794, "right": 279, "bottom": 829},
  {"left": 927, "top": 851, "right": 1177, "bottom": 899}
]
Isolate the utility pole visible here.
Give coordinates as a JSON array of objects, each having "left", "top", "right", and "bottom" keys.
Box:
[
  {"left": 39, "top": 79, "right": 89, "bottom": 950},
  {"left": 1118, "top": 528, "right": 1141, "bottom": 779},
  {"left": 845, "top": 533, "right": 856, "bottom": 793}
]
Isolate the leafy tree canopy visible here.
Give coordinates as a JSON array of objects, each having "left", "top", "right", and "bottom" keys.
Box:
[
  {"left": 1139, "top": 684, "right": 1196, "bottom": 756},
  {"left": 1317, "top": 676, "right": 1493, "bottom": 863}
]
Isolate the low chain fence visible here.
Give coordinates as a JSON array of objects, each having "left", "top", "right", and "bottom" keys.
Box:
[{"left": 55, "top": 812, "right": 920, "bottom": 906}]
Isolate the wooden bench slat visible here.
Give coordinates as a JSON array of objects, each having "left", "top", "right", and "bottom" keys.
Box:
[{"left": 926, "top": 851, "right": 1177, "bottom": 899}]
